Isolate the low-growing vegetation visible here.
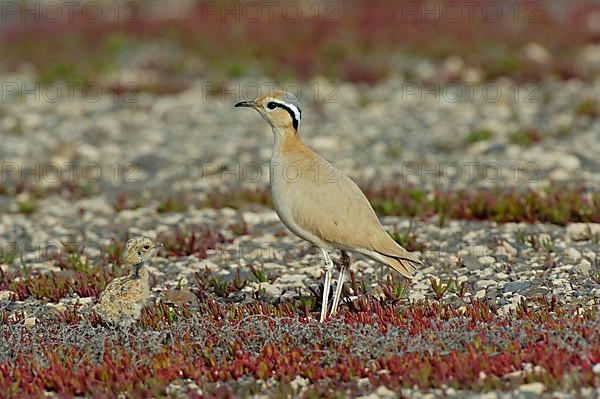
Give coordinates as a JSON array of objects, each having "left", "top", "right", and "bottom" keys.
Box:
[
  {"left": 1, "top": 247, "right": 118, "bottom": 302},
  {"left": 3, "top": 181, "right": 598, "bottom": 226},
  {"left": 0, "top": 294, "right": 598, "bottom": 397},
  {"left": 1, "top": 1, "right": 599, "bottom": 86},
  {"left": 0, "top": 203, "right": 598, "bottom": 396},
  {"left": 367, "top": 185, "right": 600, "bottom": 226}
]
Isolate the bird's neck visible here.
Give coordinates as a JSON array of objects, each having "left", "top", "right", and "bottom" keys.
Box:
[
  {"left": 132, "top": 261, "right": 147, "bottom": 279},
  {"left": 271, "top": 126, "right": 303, "bottom": 157}
]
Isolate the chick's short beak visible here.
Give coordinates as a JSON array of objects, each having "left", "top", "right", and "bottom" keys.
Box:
[{"left": 234, "top": 100, "right": 256, "bottom": 108}]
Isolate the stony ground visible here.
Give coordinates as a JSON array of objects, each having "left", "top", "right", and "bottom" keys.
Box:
[
  {"left": 1, "top": 77, "right": 599, "bottom": 195},
  {"left": 0, "top": 78, "right": 599, "bottom": 397}
]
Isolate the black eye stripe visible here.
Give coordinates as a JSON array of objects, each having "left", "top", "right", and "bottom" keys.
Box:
[{"left": 267, "top": 101, "right": 299, "bottom": 130}]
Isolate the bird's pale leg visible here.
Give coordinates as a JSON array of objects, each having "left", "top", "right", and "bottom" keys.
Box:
[
  {"left": 330, "top": 266, "right": 346, "bottom": 316},
  {"left": 330, "top": 250, "right": 349, "bottom": 316},
  {"left": 320, "top": 248, "right": 333, "bottom": 323}
]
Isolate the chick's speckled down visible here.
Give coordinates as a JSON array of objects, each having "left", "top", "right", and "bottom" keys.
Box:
[{"left": 95, "top": 237, "right": 159, "bottom": 326}]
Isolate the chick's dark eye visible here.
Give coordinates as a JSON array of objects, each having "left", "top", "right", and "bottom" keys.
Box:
[
  {"left": 266, "top": 102, "right": 278, "bottom": 110},
  {"left": 143, "top": 245, "right": 149, "bottom": 250}
]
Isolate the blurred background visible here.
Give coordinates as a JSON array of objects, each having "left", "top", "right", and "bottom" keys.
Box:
[
  {"left": 0, "top": 0, "right": 599, "bottom": 214},
  {"left": 2, "top": 0, "right": 599, "bottom": 87}
]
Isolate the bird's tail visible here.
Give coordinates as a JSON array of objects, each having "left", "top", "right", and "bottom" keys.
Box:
[{"left": 368, "top": 249, "right": 423, "bottom": 279}]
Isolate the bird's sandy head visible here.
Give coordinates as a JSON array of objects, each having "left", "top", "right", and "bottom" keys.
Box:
[
  {"left": 235, "top": 90, "right": 302, "bottom": 133},
  {"left": 124, "top": 237, "right": 160, "bottom": 265}
]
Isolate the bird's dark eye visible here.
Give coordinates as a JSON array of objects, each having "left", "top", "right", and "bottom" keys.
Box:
[
  {"left": 266, "top": 102, "right": 278, "bottom": 110},
  {"left": 143, "top": 245, "right": 149, "bottom": 250}
]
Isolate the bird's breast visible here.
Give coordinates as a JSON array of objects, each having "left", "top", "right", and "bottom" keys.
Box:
[
  {"left": 269, "top": 155, "right": 333, "bottom": 250},
  {"left": 270, "top": 158, "right": 298, "bottom": 230}
]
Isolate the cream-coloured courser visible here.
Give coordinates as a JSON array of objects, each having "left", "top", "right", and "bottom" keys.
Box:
[{"left": 235, "top": 91, "right": 422, "bottom": 322}]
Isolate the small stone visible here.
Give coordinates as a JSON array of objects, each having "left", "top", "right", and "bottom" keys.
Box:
[
  {"left": 413, "top": 283, "right": 429, "bottom": 291},
  {"left": 409, "top": 292, "right": 426, "bottom": 301},
  {"left": 485, "top": 289, "right": 498, "bottom": 300},
  {"left": 565, "top": 247, "right": 582, "bottom": 262},
  {"left": 502, "top": 370, "right": 525, "bottom": 381},
  {"left": 277, "top": 273, "right": 306, "bottom": 287},
  {"left": 592, "top": 363, "right": 600, "bottom": 374},
  {"left": 495, "top": 272, "right": 509, "bottom": 280},
  {"left": 290, "top": 376, "right": 309, "bottom": 390},
  {"left": 0, "top": 290, "right": 16, "bottom": 301},
  {"left": 261, "top": 283, "right": 283, "bottom": 298},
  {"left": 461, "top": 67, "right": 482, "bottom": 82},
  {"left": 584, "top": 251, "right": 597, "bottom": 262},
  {"left": 522, "top": 42, "right": 552, "bottom": 64},
  {"left": 462, "top": 230, "right": 483, "bottom": 243},
  {"left": 501, "top": 241, "right": 518, "bottom": 256},
  {"left": 566, "top": 223, "right": 600, "bottom": 241},
  {"left": 519, "top": 382, "right": 544, "bottom": 395},
  {"left": 456, "top": 275, "right": 469, "bottom": 284},
  {"left": 73, "top": 297, "right": 94, "bottom": 305},
  {"left": 374, "top": 385, "right": 397, "bottom": 398},
  {"left": 46, "top": 303, "right": 67, "bottom": 312},
  {"left": 510, "top": 294, "right": 525, "bottom": 305},
  {"left": 357, "top": 377, "right": 370, "bottom": 388},
  {"left": 444, "top": 55, "right": 464, "bottom": 75},
  {"left": 574, "top": 259, "right": 592, "bottom": 274},
  {"left": 160, "top": 290, "right": 198, "bottom": 306},
  {"left": 524, "top": 287, "right": 549, "bottom": 297},
  {"left": 503, "top": 281, "right": 531, "bottom": 293},
  {"left": 476, "top": 280, "right": 496, "bottom": 289},
  {"left": 549, "top": 167, "right": 568, "bottom": 180},
  {"left": 478, "top": 256, "right": 495, "bottom": 265}
]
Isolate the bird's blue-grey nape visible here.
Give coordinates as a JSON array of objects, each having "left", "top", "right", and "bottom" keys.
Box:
[{"left": 281, "top": 92, "right": 302, "bottom": 116}]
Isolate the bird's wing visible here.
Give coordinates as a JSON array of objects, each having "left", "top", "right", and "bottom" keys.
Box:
[
  {"left": 287, "top": 153, "right": 421, "bottom": 270},
  {"left": 99, "top": 275, "right": 130, "bottom": 302}
]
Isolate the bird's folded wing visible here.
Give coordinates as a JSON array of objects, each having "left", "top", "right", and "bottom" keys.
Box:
[{"left": 289, "top": 167, "right": 410, "bottom": 257}]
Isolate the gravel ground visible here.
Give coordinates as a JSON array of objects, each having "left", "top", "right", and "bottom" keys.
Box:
[
  {"left": 2, "top": 204, "right": 599, "bottom": 315},
  {"left": 1, "top": 202, "right": 599, "bottom": 397},
  {"left": 0, "top": 77, "right": 599, "bottom": 397},
  {"left": 1, "top": 76, "right": 599, "bottom": 196}
]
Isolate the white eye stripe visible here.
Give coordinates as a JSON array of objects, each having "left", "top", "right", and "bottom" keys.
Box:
[{"left": 268, "top": 99, "right": 302, "bottom": 127}]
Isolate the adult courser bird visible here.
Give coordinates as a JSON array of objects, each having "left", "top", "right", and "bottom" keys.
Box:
[{"left": 235, "top": 91, "right": 422, "bottom": 322}]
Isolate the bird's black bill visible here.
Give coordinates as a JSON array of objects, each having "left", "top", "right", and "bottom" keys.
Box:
[{"left": 234, "top": 100, "right": 255, "bottom": 108}]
